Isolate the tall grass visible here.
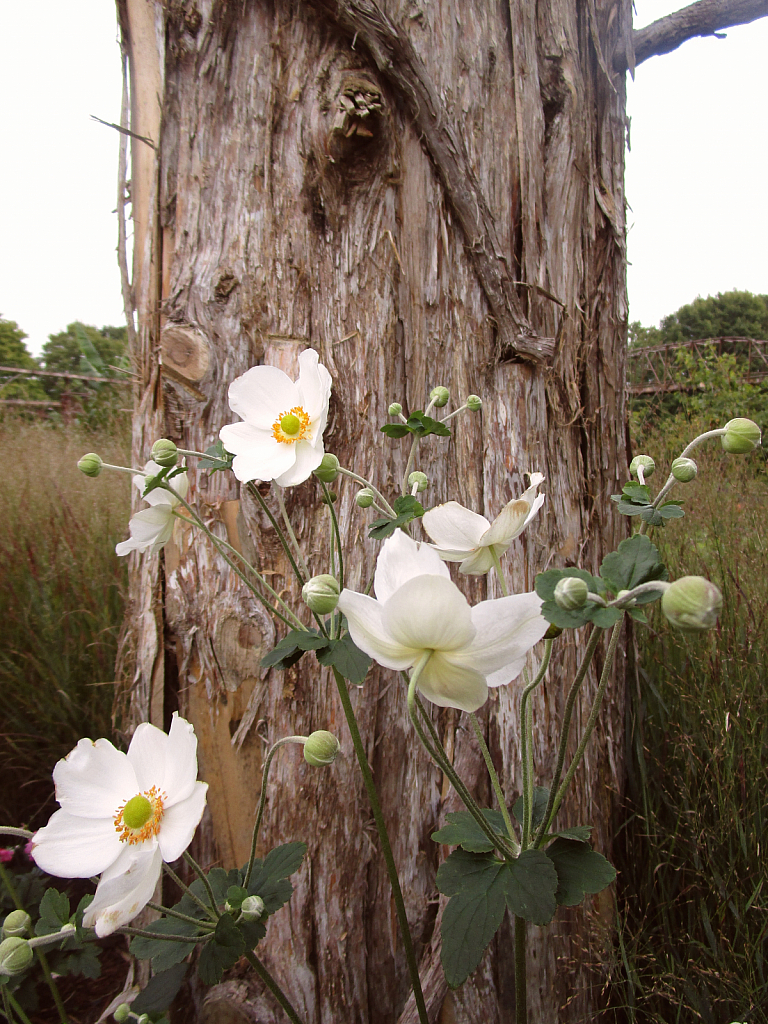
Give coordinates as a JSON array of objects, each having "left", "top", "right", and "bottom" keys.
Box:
[
  {"left": 0, "top": 419, "right": 130, "bottom": 830},
  {"left": 614, "top": 427, "right": 768, "bottom": 1023}
]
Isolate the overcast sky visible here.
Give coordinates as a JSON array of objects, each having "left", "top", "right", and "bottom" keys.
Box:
[{"left": 0, "top": 1, "right": 766, "bottom": 356}]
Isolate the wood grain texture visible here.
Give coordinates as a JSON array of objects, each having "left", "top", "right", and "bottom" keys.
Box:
[{"left": 117, "top": 0, "right": 633, "bottom": 1018}]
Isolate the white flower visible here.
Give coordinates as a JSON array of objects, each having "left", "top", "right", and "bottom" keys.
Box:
[
  {"left": 421, "top": 474, "right": 545, "bottom": 575},
  {"left": 219, "top": 349, "right": 332, "bottom": 486},
  {"left": 31, "top": 714, "right": 207, "bottom": 938},
  {"left": 116, "top": 460, "right": 189, "bottom": 557},
  {"left": 337, "top": 532, "right": 548, "bottom": 713}
]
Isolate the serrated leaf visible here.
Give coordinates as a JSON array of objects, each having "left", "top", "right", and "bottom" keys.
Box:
[
  {"left": 246, "top": 843, "right": 307, "bottom": 917},
  {"left": 74, "top": 894, "right": 94, "bottom": 941},
  {"left": 380, "top": 423, "right": 411, "bottom": 438},
  {"left": 131, "top": 963, "right": 189, "bottom": 1014},
  {"left": 53, "top": 943, "right": 101, "bottom": 980},
  {"left": 440, "top": 857, "right": 507, "bottom": 988},
  {"left": 616, "top": 498, "right": 651, "bottom": 516},
  {"left": 544, "top": 825, "right": 593, "bottom": 843},
  {"left": 599, "top": 534, "right": 668, "bottom": 596},
  {"left": 502, "top": 849, "right": 559, "bottom": 925},
  {"left": 621, "top": 481, "right": 651, "bottom": 502},
  {"left": 640, "top": 506, "right": 664, "bottom": 526},
  {"left": 431, "top": 810, "right": 508, "bottom": 853},
  {"left": 535, "top": 568, "right": 600, "bottom": 602},
  {"left": 226, "top": 886, "right": 248, "bottom": 910},
  {"left": 436, "top": 849, "right": 502, "bottom": 898},
  {"left": 627, "top": 607, "right": 648, "bottom": 623},
  {"left": 512, "top": 787, "right": 550, "bottom": 830},
  {"left": 545, "top": 838, "right": 616, "bottom": 907},
  {"left": 239, "top": 917, "right": 267, "bottom": 949},
  {"left": 197, "top": 915, "right": 246, "bottom": 985},
  {"left": 198, "top": 440, "right": 234, "bottom": 471},
  {"left": 392, "top": 495, "right": 425, "bottom": 517},
  {"left": 35, "top": 888, "right": 70, "bottom": 936},
  {"left": 260, "top": 630, "right": 329, "bottom": 670},
  {"left": 316, "top": 634, "right": 372, "bottom": 685},
  {"left": 129, "top": 918, "right": 199, "bottom": 973}
]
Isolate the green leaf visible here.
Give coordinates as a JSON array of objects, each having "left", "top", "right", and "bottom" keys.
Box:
[
  {"left": 536, "top": 569, "right": 621, "bottom": 629},
  {"left": 436, "top": 849, "right": 501, "bottom": 898},
  {"left": 198, "top": 440, "right": 234, "bottom": 471},
  {"left": 368, "top": 495, "right": 426, "bottom": 540},
  {"left": 380, "top": 423, "right": 410, "bottom": 438},
  {"left": 614, "top": 497, "right": 651, "bottom": 517},
  {"left": 502, "top": 849, "right": 559, "bottom": 925},
  {"left": 541, "top": 825, "right": 593, "bottom": 843},
  {"left": 131, "top": 963, "right": 189, "bottom": 1015},
  {"left": 640, "top": 505, "right": 664, "bottom": 526},
  {"left": 129, "top": 918, "right": 199, "bottom": 973},
  {"left": 392, "top": 495, "right": 425, "bottom": 518},
  {"left": 621, "top": 481, "right": 651, "bottom": 502},
  {"left": 431, "top": 810, "right": 508, "bottom": 853},
  {"left": 512, "top": 787, "right": 550, "bottom": 830},
  {"left": 226, "top": 886, "right": 248, "bottom": 911},
  {"left": 54, "top": 943, "right": 102, "bottom": 980},
  {"left": 599, "top": 534, "right": 668, "bottom": 596},
  {"left": 658, "top": 502, "right": 685, "bottom": 520},
  {"left": 260, "top": 630, "right": 329, "bottom": 670},
  {"left": 316, "top": 634, "right": 372, "bottom": 685},
  {"left": 35, "top": 888, "right": 70, "bottom": 936},
  {"left": 545, "top": 838, "right": 616, "bottom": 907},
  {"left": 74, "top": 894, "right": 95, "bottom": 941},
  {"left": 197, "top": 915, "right": 246, "bottom": 985},
  {"left": 246, "top": 843, "right": 307, "bottom": 917},
  {"left": 439, "top": 856, "right": 507, "bottom": 988}
]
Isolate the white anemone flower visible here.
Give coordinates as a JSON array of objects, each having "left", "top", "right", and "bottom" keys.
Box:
[
  {"left": 31, "top": 714, "right": 207, "bottom": 938},
  {"left": 337, "top": 532, "right": 548, "bottom": 713},
  {"left": 421, "top": 474, "right": 546, "bottom": 575},
  {"left": 219, "top": 349, "right": 332, "bottom": 486},
  {"left": 115, "top": 460, "right": 189, "bottom": 557}
]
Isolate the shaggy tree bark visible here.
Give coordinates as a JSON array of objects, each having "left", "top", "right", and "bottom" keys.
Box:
[{"left": 116, "top": 0, "right": 635, "bottom": 1019}]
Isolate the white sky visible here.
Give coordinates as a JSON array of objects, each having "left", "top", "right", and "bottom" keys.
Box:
[{"left": 0, "top": 2, "right": 766, "bottom": 356}]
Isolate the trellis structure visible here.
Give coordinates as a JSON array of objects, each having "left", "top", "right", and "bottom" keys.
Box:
[{"left": 627, "top": 337, "right": 768, "bottom": 395}]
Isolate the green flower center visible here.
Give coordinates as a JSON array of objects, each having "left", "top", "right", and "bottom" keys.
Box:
[
  {"left": 280, "top": 413, "right": 302, "bottom": 436},
  {"left": 122, "top": 794, "right": 153, "bottom": 830}
]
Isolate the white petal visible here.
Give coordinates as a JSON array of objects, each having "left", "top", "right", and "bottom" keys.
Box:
[
  {"left": 84, "top": 845, "right": 162, "bottom": 937},
  {"left": 224, "top": 432, "right": 297, "bottom": 484},
  {"left": 417, "top": 653, "right": 489, "bottom": 713},
  {"left": 162, "top": 714, "right": 201, "bottom": 807},
  {"left": 142, "top": 470, "right": 188, "bottom": 507},
  {"left": 116, "top": 506, "right": 174, "bottom": 557},
  {"left": 482, "top": 499, "right": 531, "bottom": 547},
  {"left": 383, "top": 574, "right": 476, "bottom": 653},
  {"left": 31, "top": 809, "right": 122, "bottom": 877},
  {"left": 458, "top": 547, "right": 497, "bottom": 575},
  {"left": 274, "top": 439, "right": 324, "bottom": 486},
  {"left": 421, "top": 502, "right": 489, "bottom": 556},
  {"left": 53, "top": 738, "right": 138, "bottom": 818},
  {"left": 462, "top": 592, "right": 549, "bottom": 678},
  {"left": 296, "top": 349, "right": 332, "bottom": 424},
  {"left": 158, "top": 783, "right": 208, "bottom": 862},
  {"left": 227, "top": 365, "right": 299, "bottom": 428},
  {"left": 127, "top": 722, "right": 169, "bottom": 794},
  {"left": 373, "top": 532, "right": 449, "bottom": 603},
  {"left": 521, "top": 491, "right": 546, "bottom": 530},
  {"left": 337, "top": 590, "right": 417, "bottom": 670}
]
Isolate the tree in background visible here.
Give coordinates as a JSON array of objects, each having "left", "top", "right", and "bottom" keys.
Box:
[
  {"left": 41, "top": 322, "right": 130, "bottom": 428},
  {"left": 629, "top": 289, "right": 768, "bottom": 347},
  {"left": 0, "top": 318, "right": 45, "bottom": 402}
]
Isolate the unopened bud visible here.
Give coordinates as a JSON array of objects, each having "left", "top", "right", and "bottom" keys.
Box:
[
  {"left": 0, "top": 936, "right": 33, "bottom": 977},
  {"left": 466, "top": 395, "right": 482, "bottom": 411},
  {"left": 408, "top": 471, "right": 428, "bottom": 493},
  {"left": 355, "top": 488, "right": 375, "bottom": 508},
  {"left": 661, "top": 576, "right": 722, "bottom": 633},
  {"left": 388, "top": 402, "right": 403, "bottom": 416},
  {"left": 2, "top": 911, "right": 30, "bottom": 939},
  {"left": 302, "top": 575, "right": 340, "bottom": 614},
  {"left": 615, "top": 589, "right": 636, "bottom": 608},
  {"left": 320, "top": 490, "right": 337, "bottom": 505},
  {"left": 150, "top": 438, "right": 178, "bottom": 468},
  {"left": 553, "top": 576, "right": 589, "bottom": 611},
  {"left": 721, "top": 418, "right": 761, "bottom": 454},
  {"left": 429, "top": 386, "right": 450, "bottom": 408},
  {"left": 303, "top": 730, "right": 342, "bottom": 767},
  {"left": 241, "top": 895, "right": 265, "bottom": 921},
  {"left": 630, "top": 455, "right": 655, "bottom": 479},
  {"left": 77, "top": 453, "right": 103, "bottom": 478},
  {"left": 113, "top": 1006, "right": 132, "bottom": 1023},
  {"left": 671, "top": 456, "right": 698, "bottom": 482},
  {"left": 543, "top": 622, "right": 563, "bottom": 641},
  {"left": 314, "top": 453, "right": 340, "bottom": 483}
]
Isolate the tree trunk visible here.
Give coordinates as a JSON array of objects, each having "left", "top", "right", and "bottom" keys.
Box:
[{"left": 116, "top": 0, "right": 631, "bottom": 1019}]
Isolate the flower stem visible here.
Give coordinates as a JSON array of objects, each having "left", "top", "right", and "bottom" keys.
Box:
[
  {"left": 336, "top": 467, "right": 396, "bottom": 518},
  {"left": 331, "top": 667, "right": 429, "bottom": 1024},
  {"left": 640, "top": 427, "right": 726, "bottom": 535},
  {"left": 468, "top": 714, "right": 516, "bottom": 846},
  {"left": 247, "top": 483, "right": 307, "bottom": 587},
  {"left": 514, "top": 915, "right": 527, "bottom": 1024},
  {"left": 119, "top": 924, "right": 213, "bottom": 942},
  {"left": 243, "top": 950, "right": 305, "bottom": 1024},
  {"left": 182, "top": 851, "right": 220, "bottom": 915},
  {"left": 272, "top": 484, "right": 309, "bottom": 579},
  {"left": 320, "top": 480, "right": 344, "bottom": 592},
  {"left": 5, "top": 988, "right": 35, "bottom": 1024},
  {"left": 401, "top": 435, "right": 420, "bottom": 497},
  {"left": 162, "top": 862, "right": 218, "bottom": 922},
  {"left": 145, "top": 900, "right": 213, "bottom": 928},
  {"left": 519, "top": 641, "right": 553, "bottom": 849},
  {"left": 0, "top": 827, "right": 33, "bottom": 840}
]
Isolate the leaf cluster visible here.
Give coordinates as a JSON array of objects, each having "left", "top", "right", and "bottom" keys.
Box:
[
  {"left": 610, "top": 480, "right": 684, "bottom": 527},
  {"left": 368, "top": 495, "right": 425, "bottom": 540},
  {"left": 261, "top": 626, "right": 371, "bottom": 684},
  {"left": 197, "top": 440, "right": 234, "bottom": 473},
  {"left": 380, "top": 409, "right": 451, "bottom": 440}
]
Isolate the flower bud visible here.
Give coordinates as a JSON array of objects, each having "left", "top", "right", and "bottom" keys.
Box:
[
  {"left": 320, "top": 491, "right": 337, "bottom": 505},
  {"left": 314, "top": 453, "right": 340, "bottom": 483},
  {"left": 355, "top": 488, "right": 375, "bottom": 508},
  {"left": 113, "top": 1006, "right": 132, "bottom": 1023},
  {"left": 429, "top": 386, "right": 450, "bottom": 408},
  {"left": 303, "top": 730, "right": 342, "bottom": 767},
  {"left": 543, "top": 622, "right": 563, "bottom": 641},
  {"left": 2, "top": 911, "right": 30, "bottom": 939},
  {"left": 615, "top": 589, "right": 636, "bottom": 609},
  {"left": 0, "top": 936, "right": 33, "bottom": 977},
  {"left": 302, "top": 575, "right": 340, "bottom": 614},
  {"left": 721, "top": 418, "right": 762, "bottom": 454},
  {"left": 408, "top": 471, "right": 428, "bottom": 493},
  {"left": 630, "top": 455, "right": 655, "bottom": 479},
  {"left": 466, "top": 395, "right": 482, "bottom": 411},
  {"left": 661, "top": 576, "right": 722, "bottom": 633},
  {"left": 671, "top": 457, "right": 698, "bottom": 483},
  {"left": 241, "top": 895, "right": 266, "bottom": 922},
  {"left": 150, "top": 438, "right": 179, "bottom": 468},
  {"left": 553, "top": 576, "right": 589, "bottom": 611},
  {"left": 388, "top": 402, "right": 403, "bottom": 416},
  {"left": 77, "top": 453, "right": 103, "bottom": 478}
]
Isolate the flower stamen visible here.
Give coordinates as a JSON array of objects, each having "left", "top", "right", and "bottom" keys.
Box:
[
  {"left": 272, "top": 406, "right": 311, "bottom": 445},
  {"left": 114, "top": 786, "right": 166, "bottom": 845}
]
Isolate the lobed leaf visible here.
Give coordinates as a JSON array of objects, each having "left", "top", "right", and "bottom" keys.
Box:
[
  {"left": 502, "top": 849, "right": 559, "bottom": 925},
  {"left": 431, "top": 810, "right": 508, "bottom": 853},
  {"left": 545, "top": 838, "right": 616, "bottom": 907}
]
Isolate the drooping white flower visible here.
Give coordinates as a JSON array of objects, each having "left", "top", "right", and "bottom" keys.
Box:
[
  {"left": 337, "top": 532, "right": 548, "bottom": 713},
  {"left": 31, "top": 714, "right": 207, "bottom": 937},
  {"left": 421, "top": 474, "right": 546, "bottom": 575},
  {"left": 115, "top": 460, "right": 189, "bottom": 557},
  {"left": 219, "top": 349, "right": 332, "bottom": 487}
]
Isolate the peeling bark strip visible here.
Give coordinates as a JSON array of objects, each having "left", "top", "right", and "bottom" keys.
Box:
[
  {"left": 307, "top": 0, "right": 554, "bottom": 363},
  {"left": 617, "top": 0, "right": 768, "bottom": 69}
]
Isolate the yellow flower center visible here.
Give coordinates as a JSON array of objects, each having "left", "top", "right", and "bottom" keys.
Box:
[
  {"left": 272, "top": 406, "right": 311, "bottom": 445},
  {"left": 114, "top": 786, "right": 166, "bottom": 845}
]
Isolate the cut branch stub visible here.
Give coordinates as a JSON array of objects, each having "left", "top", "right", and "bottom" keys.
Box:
[
  {"left": 328, "top": 74, "right": 385, "bottom": 160},
  {"left": 161, "top": 323, "right": 211, "bottom": 393}
]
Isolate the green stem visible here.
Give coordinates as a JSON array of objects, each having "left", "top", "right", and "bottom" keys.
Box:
[
  {"left": 515, "top": 915, "right": 527, "bottom": 1024},
  {"left": 162, "top": 862, "right": 218, "bottom": 922},
  {"left": 336, "top": 467, "right": 396, "bottom": 518},
  {"left": 639, "top": 427, "right": 726, "bottom": 534},
  {"left": 519, "top": 640, "right": 553, "bottom": 849},
  {"left": 272, "top": 484, "right": 309, "bottom": 578},
  {"left": 468, "top": 714, "right": 516, "bottom": 845},
  {"left": 489, "top": 546, "right": 510, "bottom": 597},
  {"left": 119, "top": 924, "right": 213, "bottom": 942},
  {"left": 248, "top": 483, "right": 307, "bottom": 587},
  {"left": 320, "top": 480, "right": 344, "bottom": 593},
  {"left": 401, "top": 435, "right": 420, "bottom": 497},
  {"left": 331, "top": 667, "right": 429, "bottom": 1024},
  {"left": 243, "top": 950, "right": 305, "bottom": 1024},
  {"left": 0, "top": 828, "right": 32, "bottom": 841},
  {"left": 210, "top": 531, "right": 307, "bottom": 630},
  {"left": 182, "top": 851, "right": 220, "bottom": 916},
  {"left": 5, "top": 989, "right": 35, "bottom": 1024},
  {"left": 145, "top": 900, "right": 213, "bottom": 928}
]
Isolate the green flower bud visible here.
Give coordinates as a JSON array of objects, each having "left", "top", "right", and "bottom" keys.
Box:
[
  {"left": 314, "top": 453, "right": 340, "bottom": 483},
  {"left": 429, "top": 386, "right": 450, "bottom": 408},
  {"left": 630, "top": 455, "right": 655, "bottom": 479},
  {"left": 661, "top": 576, "right": 722, "bottom": 633},
  {"left": 553, "top": 576, "right": 589, "bottom": 611},
  {"left": 408, "top": 471, "right": 429, "bottom": 493},
  {"left": 2, "top": 911, "right": 30, "bottom": 939},
  {"left": 543, "top": 622, "right": 563, "bottom": 641},
  {"left": 615, "top": 589, "right": 636, "bottom": 609},
  {"left": 320, "top": 490, "right": 337, "bottom": 505},
  {"left": 0, "top": 936, "right": 33, "bottom": 977},
  {"left": 113, "top": 1006, "right": 132, "bottom": 1024},
  {"left": 241, "top": 895, "right": 265, "bottom": 922},
  {"left": 388, "top": 402, "right": 403, "bottom": 416},
  {"left": 721, "top": 418, "right": 762, "bottom": 454},
  {"left": 301, "top": 575, "right": 340, "bottom": 614},
  {"left": 466, "top": 395, "right": 482, "bottom": 411},
  {"left": 150, "top": 438, "right": 179, "bottom": 468},
  {"left": 77, "top": 453, "right": 103, "bottom": 478},
  {"left": 303, "top": 730, "right": 342, "bottom": 767},
  {"left": 671, "top": 456, "right": 698, "bottom": 482},
  {"left": 355, "top": 488, "right": 375, "bottom": 508}
]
